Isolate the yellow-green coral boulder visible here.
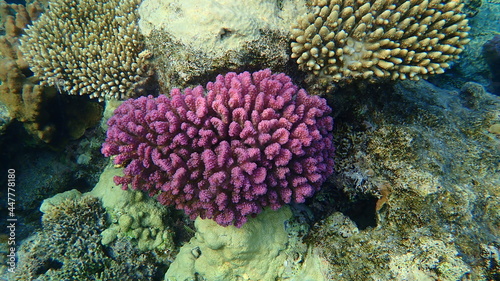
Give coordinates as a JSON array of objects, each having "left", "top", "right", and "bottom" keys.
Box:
[{"left": 165, "top": 206, "right": 292, "bottom": 281}]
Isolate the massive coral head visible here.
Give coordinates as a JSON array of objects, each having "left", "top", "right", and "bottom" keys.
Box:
[{"left": 102, "top": 69, "right": 335, "bottom": 227}]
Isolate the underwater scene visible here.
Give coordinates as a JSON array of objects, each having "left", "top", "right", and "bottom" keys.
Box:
[{"left": 0, "top": 0, "right": 499, "bottom": 280}]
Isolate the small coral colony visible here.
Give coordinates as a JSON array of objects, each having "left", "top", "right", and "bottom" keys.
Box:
[{"left": 17, "top": 0, "right": 470, "bottom": 227}]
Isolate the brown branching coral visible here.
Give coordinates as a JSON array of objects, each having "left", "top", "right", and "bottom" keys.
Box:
[
  {"left": 291, "top": 0, "right": 471, "bottom": 84},
  {"left": 0, "top": 0, "right": 57, "bottom": 142},
  {"left": 20, "top": 0, "right": 152, "bottom": 101}
]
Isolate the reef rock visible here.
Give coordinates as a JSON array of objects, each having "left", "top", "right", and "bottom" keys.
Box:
[{"left": 138, "top": 0, "right": 307, "bottom": 90}]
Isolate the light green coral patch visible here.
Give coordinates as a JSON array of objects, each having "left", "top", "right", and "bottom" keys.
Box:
[
  {"left": 166, "top": 206, "right": 292, "bottom": 281},
  {"left": 89, "top": 164, "right": 175, "bottom": 251},
  {"left": 100, "top": 228, "right": 118, "bottom": 245},
  {"left": 40, "top": 189, "right": 83, "bottom": 214},
  {"left": 118, "top": 214, "right": 134, "bottom": 232},
  {"left": 165, "top": 205, "right": 327, "bottom": 281}
]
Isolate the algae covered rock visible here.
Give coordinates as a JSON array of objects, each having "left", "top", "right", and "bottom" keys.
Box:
[
  {"left": 308, "top": 79, "right": 500, "bottom": 280},
  {"left": 137, "top": 0, "right": 307, "bottom": 90}
]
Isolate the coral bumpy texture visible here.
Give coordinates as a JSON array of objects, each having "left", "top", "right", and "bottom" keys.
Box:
[
  {"left": 102, "top": 69, "right": 335, "bottom": 227},
  {"left": 291, "top": 0, "right": 471, "bottom": 82},
  {"left": 20, "top": 0, "right": 148, "bottom": 101}
]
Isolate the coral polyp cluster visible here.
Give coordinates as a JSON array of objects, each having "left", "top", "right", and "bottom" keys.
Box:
[
  {"left": 291, "top": 0, "right": 471, "bottom": 83},
  {"left": 102, "top": 69, "right": 335, "bottom": 227},
  {"left": 20, "top": 0, "right": 150, "bottom": 101}
]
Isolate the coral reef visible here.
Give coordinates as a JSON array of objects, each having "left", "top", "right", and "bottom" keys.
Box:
[
  {"left": 433, "top": 0, "right": 500, "bottom": 90},
  {"left": 20, "top": 0, "right": 152, "bottom": 101},
  {"left": 483, "top": 34, "right": 500, "bottom": 94},
  {"left": 13, "top": 192, "right": 166, "bottom": 280},
  {"left": 4, "top": 0, "right": 499, "bottom": 280},
  {"left": 291, "top": 0, "right": 471, "bottom": 85},
  {"left": 138, "top": 0, "right": 307, "bottom": 91},
  {"left": 306, "top": 79, "right": 500, "bottom": 279},
  {"left": 102, "top": 69, "right": 335, "bottom": 227},
  {"left": 0, "top": 121, "right": 108, "bottom": 244}
]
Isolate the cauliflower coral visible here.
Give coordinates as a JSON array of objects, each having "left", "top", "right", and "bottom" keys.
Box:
[{"left": 102, "top": 69, "right": 335, "bottom": 227}]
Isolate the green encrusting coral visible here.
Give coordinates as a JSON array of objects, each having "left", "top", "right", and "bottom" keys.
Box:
[{"left": 90, "top": 165, "right": 176, "bottom": 252}]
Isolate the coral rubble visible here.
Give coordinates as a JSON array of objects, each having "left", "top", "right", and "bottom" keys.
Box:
[{"left": 90, "top": 165, "right": 176, "bottom": 252}]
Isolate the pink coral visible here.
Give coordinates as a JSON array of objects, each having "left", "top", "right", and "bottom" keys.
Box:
[{"left": 102, "top": 69, "right": 335, "bottom": 227}]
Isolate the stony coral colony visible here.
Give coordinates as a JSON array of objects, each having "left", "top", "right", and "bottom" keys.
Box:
[
  {"left": 17, "top": 0, "right": 472, "bottom": 101},
  {"left": 290, "top": 0, "right": 471, "bottom": 83},
  {"left": 102, "top": 70, "right": 335, "bottom": 227},
  {"left": 19, "top": 0, "right": 147, "bottom": 102}
]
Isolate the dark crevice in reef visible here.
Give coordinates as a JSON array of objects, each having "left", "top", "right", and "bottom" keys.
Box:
[
  {"left": 34, "top": 258, "right": 63, "bottom": 275},
  {"left": 342, "top": 196, "right": 378, "bottom": 230},
  {"left": 305, "top": 182, "right": 379, "bottom": 230}
]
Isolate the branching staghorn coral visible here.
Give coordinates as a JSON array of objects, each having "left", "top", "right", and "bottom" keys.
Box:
[
  {"left": 291, "top": 0, "right": 471, "bottom": 83},
  {"left": 20, "top": 0, "right": 151, "bottom": 101}
]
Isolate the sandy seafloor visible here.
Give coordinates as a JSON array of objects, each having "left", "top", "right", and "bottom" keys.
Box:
[{"left": 0, "top": 0, "right": 500, "bottom": 280}]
